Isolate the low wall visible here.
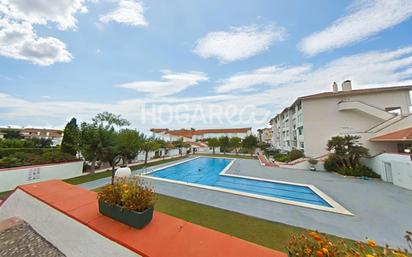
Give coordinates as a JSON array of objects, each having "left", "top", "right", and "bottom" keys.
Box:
[
  {"left": 361, "top": 153, "right": 412, "bottom": 190},
  {"left": 0, "top": 161, "right": 83, "bottom": 192}
]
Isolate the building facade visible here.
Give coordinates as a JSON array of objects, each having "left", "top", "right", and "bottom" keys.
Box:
[
  {"left": 269, "top": 81, "right": 412, "bottom": 157},
  {"left": 257, "top": 128, "right": 272, "bottom": 144},
  {"left": 0, "top": 127, "right": 63, "bottom": 146},
  {"left": 150, "top": 128, "right": 252, "bottom": 142}
]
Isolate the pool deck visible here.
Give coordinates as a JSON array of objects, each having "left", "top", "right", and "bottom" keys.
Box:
[{"left": 137, "top": 157, "right": 412, "bottom": 249}]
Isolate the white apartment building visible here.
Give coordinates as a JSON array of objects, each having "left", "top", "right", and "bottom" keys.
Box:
[
  {"left": 150, "top": 128, "right": 252, "bottom": 142},
  {"left": 270, "top": 81, "right": 412, "bottom": 157},
  {"left": 257, "top": 128, "right": 272, "bottom": 144}
]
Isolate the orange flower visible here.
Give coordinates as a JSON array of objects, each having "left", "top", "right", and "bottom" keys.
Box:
[
  {"left": 316, "top": 250, "right": 324, "bottom": 257},
  {"left": 304, "top": 248, "right": 312, "bottom": 255},
  {"left": 322, "top": 248, "right": 329, "bottom": 255},
  {"left": 367, "top": 239, "right": 376, "bottom": 247}
]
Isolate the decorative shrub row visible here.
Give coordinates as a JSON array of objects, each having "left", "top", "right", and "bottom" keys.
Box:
[
  {"left": 273, "top": 149, "right": 305, "bottom": 163},
  {"left": 0, "top": 150, "right": 77, "bottom": 168},
  {"left": 323, "top": 155, "right": 380, "bottom": 178},
  {"left": 0, "top": 148, "right": 58, "bottom": 159}
]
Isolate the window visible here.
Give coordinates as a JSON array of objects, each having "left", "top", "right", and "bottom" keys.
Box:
[
  {"left": 385, "top": 107, "right": 401, "bottom": 115},
  {"left": 300, "top": 142, "right": 304, "bottom": 148}
]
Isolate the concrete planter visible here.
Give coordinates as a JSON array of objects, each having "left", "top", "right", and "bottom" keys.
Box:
[{"left": 98, "top": 200, "right": 154, "bottom": 229}]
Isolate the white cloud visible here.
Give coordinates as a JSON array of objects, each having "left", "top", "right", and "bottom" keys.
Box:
[
  {"left": 193, "top": 24, "right": 286, "bottom": 63},
  {"left": 216, "top": 45, "right": 412, "bottom": 109},
  {"left": 0, "top": 0, "right": 88, "bottom": 65},
  {"left": 1, "top": 0, "right": 87, "bottom": 30},
  {"left": 100, "top": 0, "right": 148, "bottom": 27},
  {"left": 216, "top": 65, "right": 311, "bottom": 93},
  {"left": 0, "top": 20, "right": 72, "bottom": 65},
  {"left": 299, "top": 0, "right": 412, "bottom": 56},
  {"left": 116, "top": 70, "right": 208, "bottom": 96},
  {"left": 1, "top": 46, "right": 412, "bottom": 130}
]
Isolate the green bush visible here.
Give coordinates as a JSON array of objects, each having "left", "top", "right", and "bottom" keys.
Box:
[
  {"left": 274, "top": 154, "right": 289, "bottom": 162},
  {"left": 0, "top": 157, "right": 23, "bottom": 168},
  {"left": 0, "top": 148, "right": 57, "bottom": 158},
  {"left": 323, "top": 155, "right": 338, "bottom": 172},
  {"left": 336, "top": 165, "right": 380, "bottom": 178},
  {"left": 0, "top": 150, "right": 77, "bottom": 169},
  {"left": 288, "top": 149, "right": 304, "bottom": 161}
]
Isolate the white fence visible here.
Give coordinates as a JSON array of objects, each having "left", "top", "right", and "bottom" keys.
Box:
[
  {"left": 0, "top": 161, "right": 84, "bottom": 192},
  {"left": 361, "top": 153, "right": 412, "bottom": 190}
]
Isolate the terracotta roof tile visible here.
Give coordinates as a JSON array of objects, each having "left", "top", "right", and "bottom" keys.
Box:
[
  {"left": 153, "top": 128, "right": 251, "bottom": 139},
  {"left": 299, "top": 85, "right": 412, "bottom": 101},
  {"left": 370, "top": 127, "right": 412, "bottom": 141}
]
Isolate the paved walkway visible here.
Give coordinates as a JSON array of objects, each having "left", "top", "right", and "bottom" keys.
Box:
[
  {"left": 14, "top": 180, "right": 285, "bottom": 257},
  {"left": 140, "top": 158, "right": 412, "bottom": 248},
  {"left": 0, "top": 218, "right": 65, "bottom": 257}
]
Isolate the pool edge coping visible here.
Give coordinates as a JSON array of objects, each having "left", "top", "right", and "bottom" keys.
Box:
[{"left": 140, "top": 156, "right": 353, "bottom": 216}]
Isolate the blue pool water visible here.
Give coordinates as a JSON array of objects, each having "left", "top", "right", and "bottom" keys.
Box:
[{"left": 148, "top": 157, "right": 331, "bottom": 207}]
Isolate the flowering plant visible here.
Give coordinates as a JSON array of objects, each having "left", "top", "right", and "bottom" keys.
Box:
[
  {"left": 287, "top": 231, "right": 409, "bottom": 257},
  {"left": 97, "top": 177, "right": 156, "bottom": 212}
]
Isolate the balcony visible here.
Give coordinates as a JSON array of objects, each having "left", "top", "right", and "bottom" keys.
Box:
[{"left": 337, "top": 100, "right": 395, "bottom": 121}]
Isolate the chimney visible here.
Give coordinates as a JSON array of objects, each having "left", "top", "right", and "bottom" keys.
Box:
[
  {"left": 342, "top": 80, "right": 352, "bottom": 91},
  {"left": 332, "top": 82, "right": 338, "bottom": 92}
]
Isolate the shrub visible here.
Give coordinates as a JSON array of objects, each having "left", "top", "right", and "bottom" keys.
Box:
[
  {"left": 0, "top": 148, "right": 57, "bottom": 158},
  {"left": 336, "top": 165, "right": 380, "bottom": 178},
  {"left": 0, "top": 157, "right": 22, "bottom": 168},
  {"left": 323, "top": 155, "right": 338, "bottom": 172},
  {"left": 288, "top": 149, "right": 304, "bottom": 161},
  {"left": 308, "top": 158, "right": 318, "bottom": 165},
  {"left": 98, "top": 177, "right": 156, "bottom": 212},
  {"left": 274, "top": 153, "right": 289, "bottom": 162},
  {"left": 0, "top": 150, "right": 77, "bottom": 169},
  {"left": 287, "top": 231, "right": 408, "bottom": 257}
]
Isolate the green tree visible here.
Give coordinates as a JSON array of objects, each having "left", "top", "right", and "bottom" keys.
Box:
[
  {"left": 61, "top": 118, "right": 79, "bottom": 156},
  {"left": 173, "top": 138, "right": 188, "bottom": 156},
  {"left": 242, "top": 135, "right": 258, "bottom": 156},
  {"left": 79, "top": 112, "right": 130, "bottom": 173},
  {"left": 218, "top": 136, "right": 230, "bottom": 154},
  {"left": 3, "top": 130, "right": 23, "bottom": 139},
  {"left": 326, "top": 135, "right": 369, "bottom": 169},
  {"left": 92, "top": 111, "right": 130, "bottom": 130},
  {"left": 142, "top": 138, "right": 161, "bottom": 164},
  {"left": 28, "top": 138, "right": 53, "bottom": 148},
  {"left": 116, "top": 129, "right": 144, "bottom": 164},
  {"left": 207, "top": 138, "right": 220, "bottom": 154},
  {"left": 229, "top": 137, "right": 242, "bottom": 155}
]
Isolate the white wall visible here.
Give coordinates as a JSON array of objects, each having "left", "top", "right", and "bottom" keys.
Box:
[
  {"left": 361, "top": 153, "right": 412, "bottom": 190},
  {"left": 0, "top": 161, "right": 83, "bottom": 192},
  {"left": 302, "top": 90, "right": 411, "bottom": 157},
  {"left": 0, "top": 189, "right": 138, "bottom": 257}
]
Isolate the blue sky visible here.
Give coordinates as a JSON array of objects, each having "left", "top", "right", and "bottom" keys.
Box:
[{"left": 1, "top": 0, "right": 412, "bottom": 132}]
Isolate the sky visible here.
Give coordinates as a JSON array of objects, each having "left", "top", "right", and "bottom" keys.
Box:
[{"left": 1, "top": 0, "right": 412, "bottom": 132}]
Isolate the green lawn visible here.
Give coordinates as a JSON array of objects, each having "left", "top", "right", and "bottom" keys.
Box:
[
  {"left": 0, "top": 190, "right": 12, "bottom": 200},
  {"left": 154, "top": 194, "right": 364, "bottom": 252},
  {"left": 63, "top": 156, "right": 188, "bottom": 185},
  {"left": 195, "top": 153, "right": 257, "bottom": 159}
]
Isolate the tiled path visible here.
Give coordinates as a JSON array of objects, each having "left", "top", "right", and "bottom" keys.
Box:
[
  {"left": 16, "top": 180, "right": 285, "bottom": 257},
  {"left": 0, "top": 218, "right": 65, "bottom": 257}
]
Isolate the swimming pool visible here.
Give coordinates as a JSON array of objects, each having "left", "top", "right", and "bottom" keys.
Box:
[{"left": 144, "top": 157, "right": 351, "bottom": 215}]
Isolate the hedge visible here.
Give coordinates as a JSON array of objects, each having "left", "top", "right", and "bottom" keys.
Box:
[{"left": 0, "top": 148, "right": 58, "bottom": 158}]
